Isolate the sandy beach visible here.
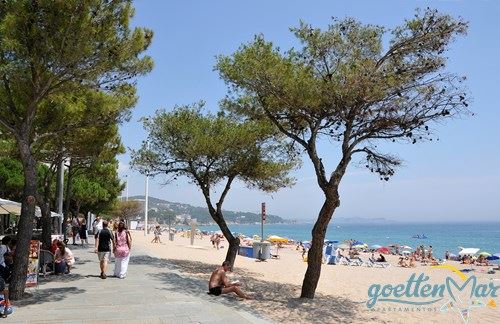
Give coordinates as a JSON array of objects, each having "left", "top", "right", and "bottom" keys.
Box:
[{"left": 131, "top": 231, "right": 499, "bottom": 323}]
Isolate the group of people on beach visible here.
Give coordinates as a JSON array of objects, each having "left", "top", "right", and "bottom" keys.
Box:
[{"left": 460, "top": 254, "right": 491, "bottom": 266}]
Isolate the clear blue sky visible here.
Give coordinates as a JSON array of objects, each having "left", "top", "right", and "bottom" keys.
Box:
[{"left": 119, "top": 0, "right": 499, "bottom": 222}]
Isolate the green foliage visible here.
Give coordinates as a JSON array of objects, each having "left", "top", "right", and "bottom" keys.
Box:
[
  {"left": 131, "top": 103, "right": 297, "bottom": 193},
  {"left": 71, "top": 157, "right": 124, "bottom": 216},
  {"left": 0, "top": 157, "right": 23, "bottom": 199},
  {"left": 0, "top": 0, "right": 153, "bottom": 137},
  {"left": 0, "top": 156, "right": 51, "bottom": 201},
  {"left": 110, "top": 200, "right": 142, "bottom": 222},
  {"left": 216, "top": 9, "right": 469, "bottom": 183}
]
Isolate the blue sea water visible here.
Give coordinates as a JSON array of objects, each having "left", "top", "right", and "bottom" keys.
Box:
[{"left": 199, "top": 222, "right": 500, "bottom": 259}]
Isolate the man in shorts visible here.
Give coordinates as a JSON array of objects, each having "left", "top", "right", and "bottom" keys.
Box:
[
  {"left": 94, "top": 220, "right": 114, "bottom": 279},
  {"left": 208, "top": 261, "right": 252, "bottom": 299}
]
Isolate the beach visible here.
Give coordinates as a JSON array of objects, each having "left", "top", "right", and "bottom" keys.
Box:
[{"left": 132, "top": 231, "right": 500, "bottom": 323}]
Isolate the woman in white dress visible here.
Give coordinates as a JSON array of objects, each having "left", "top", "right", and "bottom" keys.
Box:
[{"left": 113, "top": 221, "right": 132, "bottom": 279}]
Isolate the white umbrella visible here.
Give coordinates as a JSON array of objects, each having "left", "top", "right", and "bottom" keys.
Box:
[
  {"left": 459, "top": 248, "right": 480, "bottom": 256},
  {"left": 402, "top": 245, "right": 413, "bottom": 250}
]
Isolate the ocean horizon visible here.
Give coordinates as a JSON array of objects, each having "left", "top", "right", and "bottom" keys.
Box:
[{"left": 198, "top": 222, "right": 500, "bottom": 260}]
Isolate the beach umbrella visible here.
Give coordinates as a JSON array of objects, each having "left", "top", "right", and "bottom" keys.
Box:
[
  {"left": 402, "top": 245, "right": 413, "bottom": 250},
  {"left": 353, "top": 244, "right": 366, "bottom": 249},
  {"left": 337, "top": 243, "right": 349, "bottom": 249},
  {"left": 324, "top": 240, "right": 338, "bottom": 244},
  {"left": 486, "top": 253, "right": 500, "bottom": 261},
  {"left": 267, "top": 235, "right": 289, "bottom": 243},
  {"left": 370, "top": 244, "right": 382, "bottom": 249},
  {"left": 377, "top": 247, "right": 390, "bottom": 254},
  {"left": 302, "top": 241, "right": 311, "bottom": 249},
  {"left": 478, "top": 252, "right": 492, "bottom": 257},
  {"left": 458, "top": 248, "right": 480, "bottom": 256},
  {"left": 352, "top": 240, "right": 364, "bottom": 246},
  {"left": 402, "top": 250, "right": 411, "bottom": 255}
]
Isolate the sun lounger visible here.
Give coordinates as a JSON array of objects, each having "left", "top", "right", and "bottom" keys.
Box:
[
  {"left": 368, "top": 257, "right": 391, "bottom": 268},
  {"left": 340, "top": 257, "right": 362, "bottom": 266}
]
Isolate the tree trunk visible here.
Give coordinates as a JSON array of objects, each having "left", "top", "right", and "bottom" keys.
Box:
[
  {"left": 39, "top": 175, "right": 54, "bottom": 250},
  {"left": 63, "top": 160, "right": 73, "bottom": 240},
  {"left": 10, "top": 141, "right": 37, "bottom": 300},
  {"left": 40, "top": 202, "right": 52, "bottom": 250},
  {"left": 300, "top": 192, "right": 339, "bottom": 298},
  {"left": 225, "top": 236, "right": 240, "bottom": 267},
  {"left": 212, "top": 211, "right": 240, "bottom": 268}
]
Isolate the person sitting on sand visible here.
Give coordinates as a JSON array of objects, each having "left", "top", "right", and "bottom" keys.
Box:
[
  {"left": 398, "top": 257, "right": 406, "bottom": 267},
  {"left": 477, "top": 255, "right": 491, "bottom": 266},
  {"left": 409, "top": 256, "right": 416, "bottom": 268},
  {"left": 208, "top": 261, "right": 252, "bottom": 300},
  {"left": 376, "top": 254, "right": 386, "bottom": 263}
]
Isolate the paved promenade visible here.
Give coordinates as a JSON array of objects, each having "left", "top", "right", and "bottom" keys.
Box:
[{"left": 5, "top": 238, "right": 269, "bottom": 324}]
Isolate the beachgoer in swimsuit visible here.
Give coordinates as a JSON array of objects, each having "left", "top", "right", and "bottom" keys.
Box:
[{"left": 208, "top": 261, "right": 252, "bottom": 299}]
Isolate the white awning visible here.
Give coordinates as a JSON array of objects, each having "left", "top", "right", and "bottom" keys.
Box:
[
  {"left": 1, "top": 197, "right": 58, "bottom": 217},
  {"left": 459, "top": 248, "right": 480, "bottom": 256}
]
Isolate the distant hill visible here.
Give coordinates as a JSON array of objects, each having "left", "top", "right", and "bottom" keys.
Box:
[
  {"left": 128, "top": 196, "right": 290, "bottom": 225},
  {"left": 332, "top": 217, "right": 397, "bottom": 224}
]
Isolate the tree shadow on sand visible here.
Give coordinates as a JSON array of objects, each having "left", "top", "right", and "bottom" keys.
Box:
[
  {"left": 131, "top": 255, "right": 379, "bottom": 323},
  {"left": 130, "top": 255, "right": 264, "bottom": 279}
]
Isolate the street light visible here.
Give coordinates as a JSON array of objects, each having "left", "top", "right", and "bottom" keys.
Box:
[
  {"left": 144, "top": 141, "right": 150, "bottom": 236},
  {"left": 125, "top": 174, "right": 129, "bottom": 201}
]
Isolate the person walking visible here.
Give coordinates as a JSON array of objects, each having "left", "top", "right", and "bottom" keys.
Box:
[
  {"left": 92, "top": 216, "right": 103, "bottom": 236},
  {"left": 79, "top": 218, "right": 88, "bottom": 245},
  {"left": 71, "top": 216, "right": 81, "bottom": 245},
  {"left": 94, "top": 220, "right": 114, "bottom": 279},
  {"left": 113, "top": 221, "right": 132, "bottom": 279}
]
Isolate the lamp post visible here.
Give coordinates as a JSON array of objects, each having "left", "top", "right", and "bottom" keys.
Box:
[
  {"left": 125, "top": 174, "right": 129, "bottom": 201},
  {"left": 144, "top": 141, "right": 150, "bottom": 236},
  {"left": 144, "top": 172, "right": 149, "bottom": 236}
]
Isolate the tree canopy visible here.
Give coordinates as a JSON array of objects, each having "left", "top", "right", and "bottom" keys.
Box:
[
  {"left": 216, "top": 9, "right": 469, "bottom": 298},
  {"left": 0, "top": 0, "right": 153, "bottom": 299},
  {"left": 131, "top": 103, "right": 297, "bottom": 266}
]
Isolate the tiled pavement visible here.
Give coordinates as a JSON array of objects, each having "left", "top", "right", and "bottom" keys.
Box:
[{"left": 5, "top": 238, "right": 269, "bottom": 324}]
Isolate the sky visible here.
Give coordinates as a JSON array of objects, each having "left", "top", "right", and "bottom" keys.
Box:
[{"left": 118, "top": 0, "right": 500, "bottom": 223}]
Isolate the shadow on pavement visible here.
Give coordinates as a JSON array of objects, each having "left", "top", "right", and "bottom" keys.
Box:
[
  {"left": 16, "top": 287, "right": 86, "bottom": 307},
  {"left": 37, "top": 273, "right": 86, "bottom": 286},
  {"left": 130, "top": 254, "right": 371, "bottom": 323}
]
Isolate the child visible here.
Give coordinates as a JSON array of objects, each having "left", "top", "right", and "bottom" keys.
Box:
[
  {"left": 151, "top": 225, "right": 162, "bottom": 243},
  {"left": 0, "top": 277, "right": 12, "bottom": 317}
]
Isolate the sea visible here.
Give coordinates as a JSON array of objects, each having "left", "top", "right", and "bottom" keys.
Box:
[{"left": 198, "top": 222, "right": 500, "bottom": 259}]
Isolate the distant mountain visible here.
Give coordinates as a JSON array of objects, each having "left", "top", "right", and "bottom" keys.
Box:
[
  {"left": 129, "top": 196, "right": 290, "bottom": 225},
  {"left": 332, "top": 217, "right": 397, "bottom": 224}
]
